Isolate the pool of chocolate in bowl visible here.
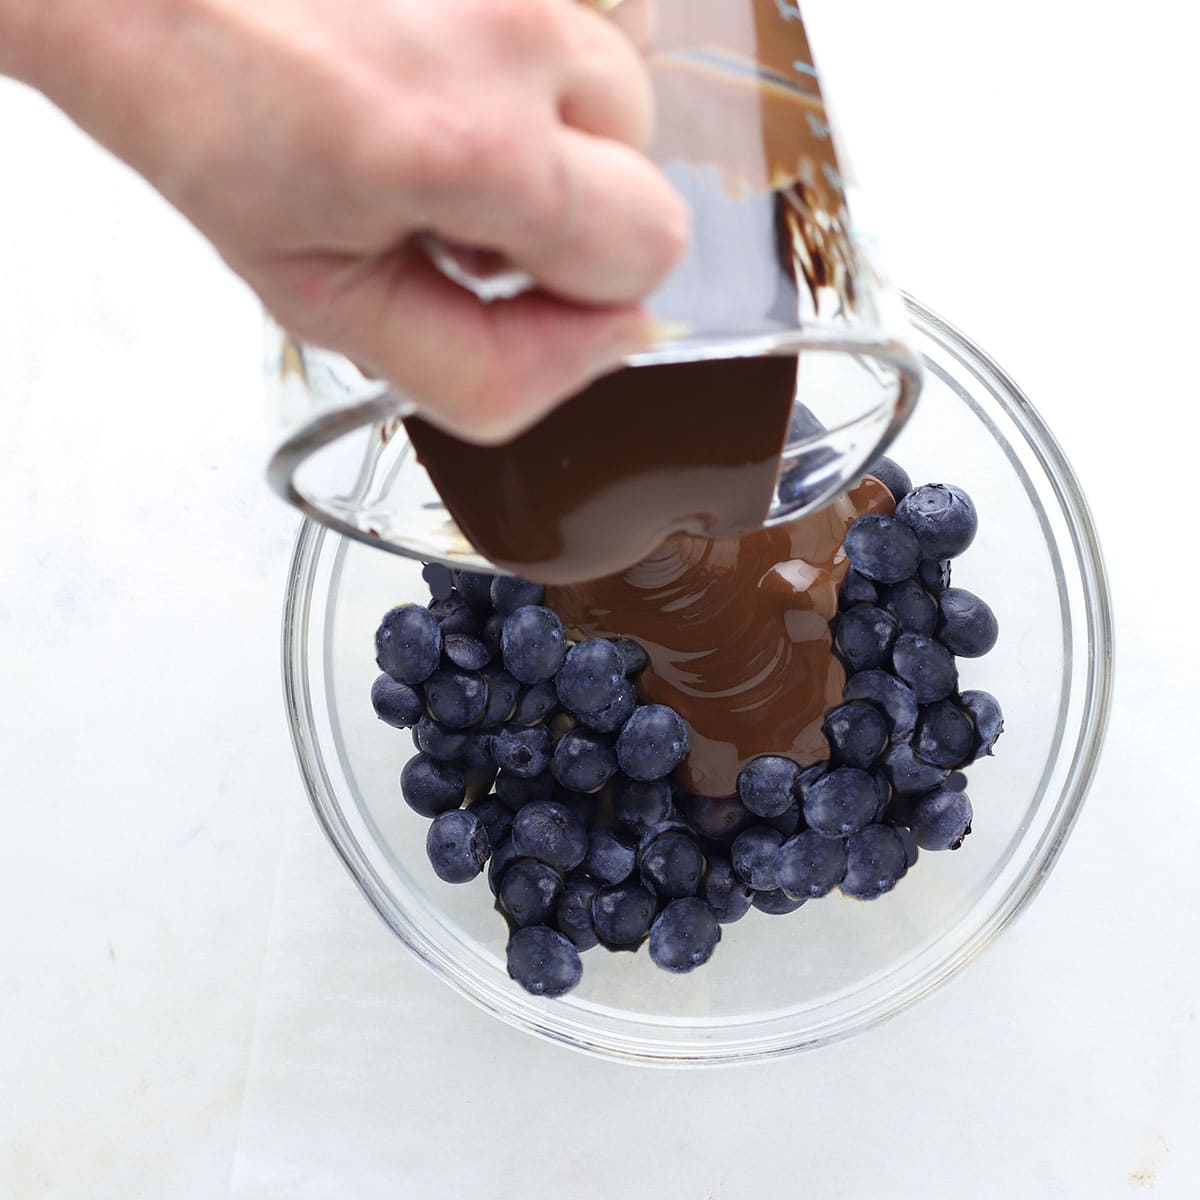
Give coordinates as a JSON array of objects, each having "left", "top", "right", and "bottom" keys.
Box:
[{"left": 547, "top": 478, "right": 894, "bottom": 797}]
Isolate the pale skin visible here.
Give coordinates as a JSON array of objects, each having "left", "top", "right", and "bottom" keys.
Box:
[{"left": 0, "top": 0, "right": 683, "bottom": 442}]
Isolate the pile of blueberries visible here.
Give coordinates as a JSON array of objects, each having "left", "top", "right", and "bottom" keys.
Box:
[{"left": 369, "top": 460, "right": 1002, "bottom": 1000}]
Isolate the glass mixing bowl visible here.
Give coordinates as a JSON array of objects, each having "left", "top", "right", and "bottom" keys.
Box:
[{"left": 280, "top": 298, "right": 1113, "bottom": 1065}]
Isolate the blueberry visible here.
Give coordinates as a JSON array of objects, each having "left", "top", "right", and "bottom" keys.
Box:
[
  {"left": 913, "top": 699, "right": 974, "bottom": 768},
  {"left": 506, "top": 926, "right": 581, "bottom": 998},
  {"left": 459, "top": 732, "right": 495, "bottom": 771},
  {"left": 468, "top": 795, "right": 513, "bottom": 846},
  {"left": 882, "top": 741, "right": 950, "bottom": 793},
  {"left": 491, "top": 725, "right": 552, "bottom": 779},
  {"left": 422, "top": 562, "right": 455, "bottom": 601},
  {"left": 428, "top": 594, "right": 483, "bottom": 637},
  {"left": 443, "top": 632, "right": 492, "bottom": 671},
  {"left": 844, "top": 514, "right": 922, "bottom": 584},
  {"left": 909, "top": 788, "right": 973, "bottom": 850},
  {"left": 648, "top": 898, "right": 721, "bottom": 973},
  {"left": 896, "top": 484, "right": 977, "bottom": 560},
  {"left": 499, "top": 859, "right": 564, "bottom": 927},
  {"left": 751, "top": 888, "right": 806, "bottom": 915},
  {"left": 765, "top": 800, "right": 802, "bottom": 838},
  {"left": 891, "top": 634, "right": 958, "bottom": 703},
  {"left": 576, "top": 679, "right": 636, "bottom": 734},
  {"left": 841, "top": 824, "right": 908, "bottom": 899},
  {"left": 555, "top": 639, "right": 627, "bottom": 717},
  {"left": 510, "top": 800, "right": 588, "bottom": 872},
  {"left": 937, "top": 588, "right": 999, "bottom": 657},
  {"left": 584, "top": 830, "right": 637, "bottom": 886},
  {"left": 400, "top": 754, "right": 466, "bottom": 817},
  {"left": 592, "top": 882, "right": 657, "bottom": 948},
  {"left": 552, "top": 787, "right": 600, "bottom": 829},
  {"left": 822, "top": 703, "right": 889, "bottom": 769},
  {"left": 702, "top": 856, "right": 755, "bottom": 923},
  {"left": 426, "top": 809, "right": 490, "bottom": 883},
  {"left": 490, "top": 575, "right": 545, "bottom": 615},
  {"left": 737, "top": 755, "right": 802, "bottom": 818},
  {"left": 487, "top": 836, "right": 521, "bottom": 895},
  {"left": 482, "top": 611, "right": 506, "bottom": 657},
  {"left": 835, "top": 606, "right": 899, "bottom": 672},
  {"left": 730, "top": 826, "right": 784, "bottom": 891},
  {"left": 795, "top": 761, "right": 828, "bottom": 800},
  {"left": 944, "top": 770, "right": 969, "bottom": 791},
  {"left": 370, "top": 674, "right": 425, "bottom": 728},
  {"left": 510, "top": 681, "right": 560, "bottom": 727},
  {"left": 803, "top": 767, "right": 878, "bottom": 838},
  {"left": 893, "top": 823, "right": 920, "bottom": 868},
  {"left": 375, "top": 605, "right": 442, "bottom": 685},
  {"left": 477, "top": 663, "right": 520, "bottom": 728},
  {"left": 494, "top": 769, "right": 555, "bottom": 811},
  {"left": 842, "top": 670, "right": 918, "bottom": 742},
  {"left": 838, "top": 570, "right": 878, "bottom": 610},
  {"left": 870, "top": 769, "right": 890, "bottom": 823},
  {"left": 616, "top": 705, "right": 690, "bottom": 781},
  {"left": 774, "top": 830, "right": 848, "bottom": 899},
  {"left": 867, "top": 456, "right": 912, "bottom": 503},
  {"left": 641, "top": 832, "right": 706, "bottom": 899},
  {"left": 614, "top": 638, "right": 648, "bottom": 677},
  {"left": 553, "top": 728, "right": 618, "bottom": 793},
  {"left": 413, "top": 715, "right": 469, "bottom": 762},
  {"left": 425, "top": 666, "right": 489, "bottom": 729},
  {"left": 881, "top": 578, "right": 938, "bottom": 635},
  {"left": 919, "top": 559, "right": 952, "bottom": 593},
  {"left": 556, "top": 874, "right": 601, "bottom": 951},
  {"left": 960, "top": 689, "right": 1004, "bottom": 759},
  {"left": 452, "top": 569, "right": 495, "bottom": 613},
  {"left": 501, "top": 606, "right": 567, "bottom": 684},
  {"left": 636, "top": 818, "right": 694, "bottom": 859},
  {"left": 611, "top": 775, "right": 674, "bottom": 833}
]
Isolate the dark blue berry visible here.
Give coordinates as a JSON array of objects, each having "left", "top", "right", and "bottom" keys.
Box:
[
  {"left": 835, "top": 606, "right": 899, "bottom": 672},
  {"left": 881, "top": 578, "right": 938, "bottom": 635},
  {"left": 937, "top": 588, "right": 999, "bottom": 657},
  {"left": 616, "top": 705, "right": 689, "bottom": 782},
  {"left": 765, "top": 800, "right": 802, "bottom": 837},
  {"left": 919, "top": 559, "right": 952, "bottom": 593},
  {"left": 960, "top": 690, "right": 1004, "bottom": 759},
  {"left": 490, "top": 575, "right": 545, "bottom": 615},
  {"left": 506, "top": 926, "right": 581, "bottom": 997},
  {"left": 842, "top": 670, "right": 918, "bottom": 742},
  {"left": 553, "top": 728, "right": 618, "bottom": 793},
  {"left": 500, "top": 859, "right": 564, "bottom": 927},
  {"left": 788, "top": 401, "right": 826, "bottom": 440},
  {"left": 425, "top": 666, "right": 489, "bottom": 728},
  {"left": 482, "top": 611, "right": 506, "bottom": 657},
  {"left": 443, "top": 632, "right": 492, "bottom": 671},
  {"left": 592, "top": 882, "right": 657, "bottom": 948},
  {"left": 675, "top": 792, "right": 751, "bottom": 843},
  {"left": 426, "top": 809, "right": 490, "bottom": 883},
  {"left": 477, "top": 663, "right": 520, "bottom": 728},
  {"left": 822, "top": 703, "right": 889, "bottom": 769},
  {"left": 893, "top": 823, "right": 920, "bottom": 868},
  {"left": 488, "top": 835, "right": 521, "bottom": 895},
  {"left": 370, "top": 674, "right": 425, "bottom": 728},
  {"left": 883, "top": 741, "right": 950, "bottom": 793},
  {"left": 428, "top": 593, "right": 483, "bottom": 636},
  {"left": 422, "top": 562, "right": 455, "bottom": 601},
  {"left": 944, "top": 771, "right": 969, "bottom": 791},
  {"left": 611, "top": 775, "right": 673, "bottom": 833},
  {"left": 702, "top": 856, "right": 755, "bottom": 923},
  {"left": 896, "top": 484, "right": 977, "bottom": 560},
  {"left": 584, "top": 830, "right": 637, "bottom": 886},
  {"left": 737, "top": 755, "right": 801, "bottom": 818},
  {"left": 510, "top": 800, "right": 588, "bottom": 871},
  {"left": 891, "top": 634, "right": 958, "bottom": 703},
  {"left": 649, "top": 898, "right": 721, "bottom": 972},
  {"left": 552, "top": 786, "right": 599, "bottom": 830},
  {"left": 459, "top": 732, "right": 495, "bottom": 771},
  {"left": 494, "top": 769, "right": 555, "bottom": 811},
  {"left": 867, "top": 456, "right": 912, "bottom": 503},
  {"left": 452, "top": 569, "right": 495, "bottom": 613},
  {"left": 803, "top": 767, "right": 878, "bottom": 838},
  {"left": 838, "top": 570, "right": 878, "bottom": 610},
  {"left": 774, "top": 830, "right": 848, "bottom": 899},
  {"left": 844, "top": 514, "right": 922, "bottom": 584},
  {"left": 576, "top": 678, "right": 636, "bottom": 734},
  {"left": 870, "top": 769, "right": 890, "bottom": 822},
  {"left": 556, "top": 874, "right": 600, "bottom": 951},
  {"left": 555, "top": 639, "right": 627, "bottom": 716},
  {"left": 641, "top": 832, "right": 705, "bottom": 899},
  {"left": 841, "top": 824, "right": 907, "bottom": 898},
  {"left": 469, "top": 795, "right": 513, "bottom": 845},
  {"left": 636, "top": 818, "right": 694, "bottom": 859},
  {"left": 501, "top": 606, "right": 567, "bottom": 684},
  {"left": 913, "top": 699, "right": 974, "bottom": 768},
  {"left": 413, "top": 715, "right": 468, "bottom": 761},
  {"left": 376, "top": 605, "right": 442, "bottom": 685},
  {"left": 730, "top": 826, "right": 784, "bottom": 891},
  {"left": 614, "top": 638, "right": 648, "bottom": 677},
  {"left": 795, "top": 761, "right": 828, "bottom": 800},
  {"left": 400, "top": 753, "right": 466, "bottom": 817},
  {"left": 752, "top": 888, "right": 806, "bottom": 915},
  {"left": 909, "top": 788, "right": 973, "bottom": 850},
  {"left": 491, "top": 725, "right": 552, "bottom": 778},
  {"left": 510, "top": 681, "right": 559, "bottom": 727}
]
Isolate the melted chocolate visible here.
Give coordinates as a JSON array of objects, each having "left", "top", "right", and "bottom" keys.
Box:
[{"left": 547, "top": 478, "right": 894, "bottom": 797}]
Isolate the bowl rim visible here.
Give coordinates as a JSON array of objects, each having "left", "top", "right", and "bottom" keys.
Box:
[{"left": 280, "top": 295, "right": 1115, "bottom": 1066}]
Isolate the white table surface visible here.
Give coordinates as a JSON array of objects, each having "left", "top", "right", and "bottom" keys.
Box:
[{"left": 3, "top": 3, "right": 1199, "bottom": 1196}]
